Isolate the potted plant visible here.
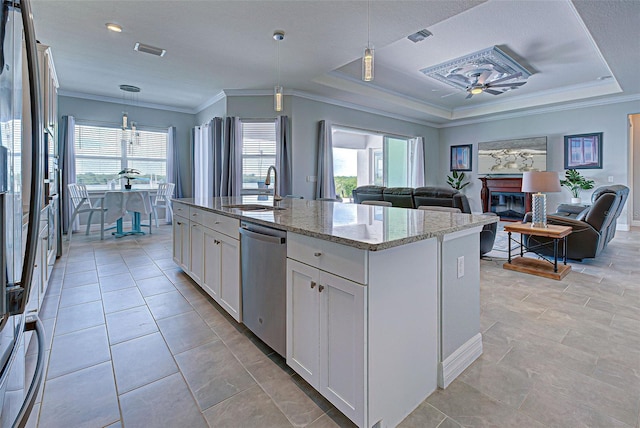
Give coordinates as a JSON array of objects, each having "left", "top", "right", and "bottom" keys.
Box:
[
  {"left": 447, "top": 170, "right": 470, "bottom": 191},
  {"left": 118, "top": 168, "right": 141, "bottom": 190},
  {"left": 560, "top": 169, "right": 595, "bottom": 204}
]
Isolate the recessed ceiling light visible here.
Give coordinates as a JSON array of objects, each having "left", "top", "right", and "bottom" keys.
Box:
[{"left": 106, "top": 23, "right": 122, "bottom": 33}]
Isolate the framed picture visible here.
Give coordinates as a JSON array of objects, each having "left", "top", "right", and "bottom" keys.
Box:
[
  {"left": 450, "top": 144, "right": 472, "bottom": 171},
  {"left": 564, "top": 133, "right": 602, "bottom": 169},
  {"left": 477, "top": 137, "right": 547, "bottom": 174}
]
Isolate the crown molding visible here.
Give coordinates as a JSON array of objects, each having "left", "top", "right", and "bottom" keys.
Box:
[
  {"left": 58, "top": 90, "right": 194, "bottom": 114},
  {"left": 194, "top": 91, "right": 227, "bottom": 113},
  {"left": 439, "top": 93, "right": 640, "bottom": 128},
  {"left": 217, "top": 88, "right": 442, "bottom": 128}
]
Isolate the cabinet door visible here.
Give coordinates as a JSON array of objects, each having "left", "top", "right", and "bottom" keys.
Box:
[
  {"left": 189, "top": 223, "right": 204, "bottom": 284},
  {"left": 218, "top": 232, "right": 241, "bottom": 322},
  {"left": 173, "top": 215, "right": 189, "bottom": 271},
  {"left": 201, "top": 227, "right": 221, "bottom": 301},
  {"left": 319, "top": 271, "right": 366, "bottom": 426},
  {"left": 286, "top": 259, "right": 320, "bottom": 387}
]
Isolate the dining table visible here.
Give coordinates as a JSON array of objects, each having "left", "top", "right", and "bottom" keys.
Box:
[{"left": 103, "top": 189, "right": 152, "bottom": 238}]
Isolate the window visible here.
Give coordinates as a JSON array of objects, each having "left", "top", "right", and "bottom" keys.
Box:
[
  {"left": 331, "top": 127, "right": 413, "bottom": 201},
  {"left": 74, "top": 123, "right": 167, "bottom": 190},
  {"left": 240, "top": 120, "right": 277, "bottom": 195}
]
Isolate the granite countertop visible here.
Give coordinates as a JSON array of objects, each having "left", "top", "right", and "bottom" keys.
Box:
[{"left": 173, "top": 196, "right": 498, "bottom": 251}]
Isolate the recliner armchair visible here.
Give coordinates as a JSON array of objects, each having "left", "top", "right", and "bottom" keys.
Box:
[{"left": 523, "top": 185, "right": 629, "bottom": 260}]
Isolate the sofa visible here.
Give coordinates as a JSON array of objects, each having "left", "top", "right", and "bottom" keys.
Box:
[
  {"left": 523, "top": 185, "right": 629, "bottom": 260},
  {"left": 352, "top": 185, "right": 498, "bottom": 255},
  {"left": 352, "top": 185, "right": 471, "bottom": 210}
]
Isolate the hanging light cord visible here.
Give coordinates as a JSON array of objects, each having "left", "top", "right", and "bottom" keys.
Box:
[{"left": 367, "top": 0, "right": 370, "bottom": 48}]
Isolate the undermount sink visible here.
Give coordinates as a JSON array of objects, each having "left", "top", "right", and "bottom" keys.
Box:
[{"left": 222, "top": 204, "right": 287, "bottom": 211}]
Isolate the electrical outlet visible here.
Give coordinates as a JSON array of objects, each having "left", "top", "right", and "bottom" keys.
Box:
[
  {"left": 608, "top": 176, "right": 614, "bottom": 183},
  {"left": 457, "top": 256, "right": 464, "bottom": 278},
  {"left": 306, "top": 176, "right": 317, "bottom": 182}
]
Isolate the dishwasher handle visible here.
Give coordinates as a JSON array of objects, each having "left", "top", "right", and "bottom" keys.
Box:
[{"left": 239, "top": 227, "right": 286, "bottom": 245}]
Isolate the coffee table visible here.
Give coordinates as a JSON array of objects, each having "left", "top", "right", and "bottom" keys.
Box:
[{"left": 503, "top": 222, "right": 572, "bottom": 280}]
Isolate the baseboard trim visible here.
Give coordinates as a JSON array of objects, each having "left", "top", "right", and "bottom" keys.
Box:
[{"left": 438, "top": 333, "right": 483, "bottom": 389}]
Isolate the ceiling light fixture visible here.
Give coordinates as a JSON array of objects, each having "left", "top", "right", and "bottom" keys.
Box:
[
  {"left": 273, "top": 31, "right": 285, "bottom": 112},
  {"left": 362, "top": 1, "right": 374, "bottom": 82},
  {"left": 106, "top": 23, "right": 122, "bottom": 33},
  {"left": 421, "top": 46, "right": 531, "bottom": 98},
  {"left": 119, "top": 84, "right": 141, "bottom": 148}
]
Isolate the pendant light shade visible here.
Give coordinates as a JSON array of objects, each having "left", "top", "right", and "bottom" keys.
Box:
[
  {"left": 362, "top": 47, "right": 374, "bottom": 82},
  {"left": 122, "top": 112, "right": 128, "bottom": 129},
  {"left": 273, "top": 31, "right": 284, "bottom": 112},
  {"left": 274, "top": 85, "right": 283, "bottom": 112},
  {"left": 362, "top": 1, "right": 374, "bottom": 82}
]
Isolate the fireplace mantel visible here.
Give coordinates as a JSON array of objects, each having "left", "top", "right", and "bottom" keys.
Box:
[{"left": 479, "top": 177, "right": 532, "bottom": 221}]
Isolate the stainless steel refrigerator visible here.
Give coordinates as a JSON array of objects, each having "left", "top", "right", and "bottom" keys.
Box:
[{"left": 0, "top": 0, "right": 46, "bottom": 426}]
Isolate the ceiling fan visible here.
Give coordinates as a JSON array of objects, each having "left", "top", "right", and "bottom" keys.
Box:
[{"left": 465, "top": 71, "right": 526, "bottom": 99}]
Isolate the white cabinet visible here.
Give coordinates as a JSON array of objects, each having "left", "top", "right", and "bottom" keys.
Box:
[
  {"left": 287, "top": 258, "right": 366, "bottom": 427},
  {"left": 172, "top": 214, "right": 190, "bottom": 272},
  {"left": 173, "top": 204, "right": 241, "bottom": 322},
  {"left": 217, "top": 232, "right": 241, "bottom": 321}
]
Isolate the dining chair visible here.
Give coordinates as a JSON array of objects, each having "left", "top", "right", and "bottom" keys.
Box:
[
  {"left": 67, "top": 183, "right": 107, "bottom": 241},
  {"left": 361, "top": 200, "right": 392, "bottom": 207},
  {"left": 152, "top": 183, "right": 175, "bottom": 227},
  {"left": 418, "top": 205, "right": 462, "bottom": 213}
]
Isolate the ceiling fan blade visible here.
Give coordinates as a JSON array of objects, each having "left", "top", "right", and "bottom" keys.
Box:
[
  {"left": 488, "top": 71, "right": 523, "bottom": 85},
  {"left": 440, "top": 92, "right": 459, "bottom": 98},
  {"left": 477, "top": 70, "right": 492, "bottom": 85},
  {"left": 465, "top": 93, "right": 473, "bottom": 99},
  {"left": 488, "top": 82, "right": 527, "bottom": 88},
  {"left": 484, "top": 89, "right": 503, "bottom": 96}
]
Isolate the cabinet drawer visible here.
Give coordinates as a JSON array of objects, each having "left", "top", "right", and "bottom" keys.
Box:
[
  {"left": 173, "top": 202, "right": 188, "bottom": 217},
  {"left": 287, "top": 233, "right": 367, "bottom": 284},
  {"left": 189, "top": 206, "right": 205, "bottom": 224},
  {"left": 209, "top": 213, "right": 239, "bottom": 240}
]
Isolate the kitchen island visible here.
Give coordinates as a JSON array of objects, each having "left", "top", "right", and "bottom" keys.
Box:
[{"left": 172, "top": 196, "right": 497, "bottom": 428}]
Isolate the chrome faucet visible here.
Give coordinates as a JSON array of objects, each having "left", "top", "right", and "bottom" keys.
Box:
[{"left": 264, "top": 165, "right": 283, "bottom": 206}]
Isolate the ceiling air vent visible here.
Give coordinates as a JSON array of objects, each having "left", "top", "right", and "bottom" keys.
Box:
[
  {"left": 407, "top": 29, "right": 433, "bottom": 43},
  {"left": 134, "top": 42, "right": 166, "bottom": 57}
]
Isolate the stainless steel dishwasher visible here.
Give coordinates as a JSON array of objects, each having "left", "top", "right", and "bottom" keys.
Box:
[{"left": 239, "top": 221, "right": 287, "bottom": 357}]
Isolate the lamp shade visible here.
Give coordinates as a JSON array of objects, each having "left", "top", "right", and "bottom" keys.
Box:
[{"left": 521, "top": 171, "right": 561, "bottom": 193}]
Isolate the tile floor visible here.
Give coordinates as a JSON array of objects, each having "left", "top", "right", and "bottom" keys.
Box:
[{"left": 24, "top": 223, "right": 640, "bottom": 428}]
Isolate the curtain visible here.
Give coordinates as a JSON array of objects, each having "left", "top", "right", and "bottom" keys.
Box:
[
  {"left": 211, "top": 117, "right": 224, "bottom": 197},
  {"left": 165, "top": 126, "right": 180, "bottom": 223},
  {"left": 315, "top": 120, "right": 336, "bottom": 199},
  {"left": 276, "top": 115, "right": 292, "bottom": 196},
  {"left": 193, "top": 122, "right": 213, "bottom": 201},
  {"left": 221, "top": 116, "right": 242, "bottom": 196},
  {"left": 410, "top": 136, "right": 426, "bottom": 188},
  {"left": 59, "top": 115, "right": 77, "bottom": 233}
]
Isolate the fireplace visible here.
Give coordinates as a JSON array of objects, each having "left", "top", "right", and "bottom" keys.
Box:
[{"left": 479, "top": 177, "right": 532, "bottom": 221}]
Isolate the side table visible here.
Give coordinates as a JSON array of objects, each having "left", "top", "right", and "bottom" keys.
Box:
[{"left": 503, "top": 223, "right": 572, "bottom": 280}]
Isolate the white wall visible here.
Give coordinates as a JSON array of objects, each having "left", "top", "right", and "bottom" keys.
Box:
[
  {"left": 632, "top": 114, "right": 640, "bottom": 224},
  {"left": 58, "top": 96, "right": 196, "bottom": 197},
  {"left": 194, "top": 96, "right": 227, "bottom": 125},
  {"left": 439, "top": 99, "right": 640, "bottom": 227},
  {"left": 290, "top": 96, "right": 439, "bottom": 199}
]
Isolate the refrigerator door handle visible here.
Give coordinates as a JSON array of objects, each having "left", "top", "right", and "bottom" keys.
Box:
[{"left": 11, "top": 314, "right": 45, "bottom": 428}]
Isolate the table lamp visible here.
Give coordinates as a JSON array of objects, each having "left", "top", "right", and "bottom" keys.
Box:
[{"left": 521, "top": 171, "right": 561, "bottom": 228}]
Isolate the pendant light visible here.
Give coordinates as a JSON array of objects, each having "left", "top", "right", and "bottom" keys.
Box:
[
  {"left": 119, "top": 84, "right": 141, "bottom": 147},
  {"left": 273, "top": 31, "right": 285, "bottom": 112},
  {"left": 362, "top": 1, "right": 374, "bottom": 82}
]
